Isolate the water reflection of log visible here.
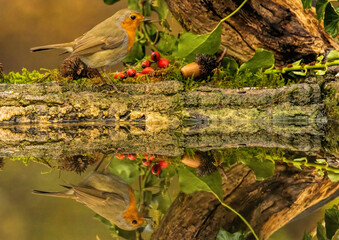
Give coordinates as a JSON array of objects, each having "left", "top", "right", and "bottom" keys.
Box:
[
  {"left": 0, "top": 121, "right": 327, "bottom": 159},
  {"left": 152, "top": 163, "right": 339, "bottom": 240}
]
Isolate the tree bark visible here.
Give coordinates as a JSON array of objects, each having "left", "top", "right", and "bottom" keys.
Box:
[
  {"left": 152, "top": 163, "right": 339, "bottom": 240},
  {"left": 165, "top": 0, "right": 339, "bottom": 66}
]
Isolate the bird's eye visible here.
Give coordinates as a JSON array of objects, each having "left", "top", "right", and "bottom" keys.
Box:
[
  {"left": 132, "top": 220, "right": 138, "bottom": 225},
  {"left": 130, "top": 15, "right": 136, "bottom": 20}
]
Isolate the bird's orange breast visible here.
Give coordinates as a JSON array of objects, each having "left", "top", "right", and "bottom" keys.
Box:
[{"left": 121, "top": 22, "right": 137, "bottom": 53}]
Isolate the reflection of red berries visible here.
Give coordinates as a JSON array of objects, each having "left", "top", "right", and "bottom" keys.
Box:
[
  {"left": 115, "top": 154, "right": 126, "bottom": 159},
  {"left": 159, "top": 160, "right": 170, "bottom": 168},
  {"left": 151, "top": 164, "right": 162, "bottom": 175},
  {"left": 157, "top": 58, "right": 169, "bottom": 68},
  {"left": 141, "top": 60, "right": 151, "bottom": 68},
  {"left": 151, "top": 52, "right": 161, "bottom": 62},
  {"left": 144, "top": 154, "right": 155, "bottom": 161},
  {"left": 142, "top": 67, "right": 154, "bottom": 74},
  {"left": 114, "top": 72, "right": 127, "bottom": 79},
  {"left": 128, "top": 154, "right": 136, "bottom": 160},
  {"left": 142, "top": 158, "right": 151, "bottom": 166},
  {"left": 127, "top": 68, "right": 136, "bottom": 77}
]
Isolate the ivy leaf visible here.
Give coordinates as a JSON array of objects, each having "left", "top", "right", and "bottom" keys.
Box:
[
  {"left": 316, "top": 0, "right": 329, "bottom": 22},
  {"left": 327, "top": 50, "right": 339, "bottom": 61},
  {"left": 103, "top": 0, "right": 120, "bottom": 5},
  {"left": 123, "top": 41, "right": 145, "bottom": 64},
  {"left": 109, "top": 157, "right": 140, "bottom": 184},
  {"left": 239, "top": 49, "right": 275, "bottom": 73},
  {"left": 216, "top": 228, "right": 245, "bottom": 240},
  {"left": 325, "top": 205, "right": 339, "bottom": 239},
  {"left": 174, "top": 24, "right": 222, "bottom": 62},
  {"left": 324, "top": 3, "right": 339, "bottom": 37},
  {"left": 156, "top": 32, "right": 178, "bottom": 54},
  {"left": 240, "top": 156, "right": 275, "bottom": 181},
  {"left": 301, "top": 0, "right": 312, "bottom": 9},
  {"left": 127, "top": 0, "right": 141, "bottom": 12},
  {"left": 152, "top": 0, "right": 169, "bottom": 20},
  {"left": 327, "top": 172, "right": 339, "bottom": 182},
  {"left": 317, "top": 221, "right": 329, "bottom": 240},
  {"left": 178, "top": 167, "right": 223, "bottom": 200}
]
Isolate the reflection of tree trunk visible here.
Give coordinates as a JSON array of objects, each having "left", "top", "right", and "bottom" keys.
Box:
[
  {"left": 152, "top": 163, "right": 339, "bottom": 240},
  {"left": 165, "top": 0, "right": 339, "bottom": 66}
]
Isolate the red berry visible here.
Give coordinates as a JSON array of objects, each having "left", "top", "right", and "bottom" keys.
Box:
[
  {"left": 142, "top": 158, "right": 151, "bottom": 166},
  {"left": 159, "top": 160, "right": 170, "bottom": 168},
  {"left": 115, "top": 154, "right": 126, "bottom": 159},
  {"left": 142, "top": 67, "right": 154, "bottom": 74},
  {"left": 114, "top": 72, "right": 127, "bottom": 79},
  {"left": 144, "top": 154, "right": 155, "bottom": 161},
  {"left": 151, "top": 52, "right": 161, "bottom": 62},
  {"left": 148, "top": 155, "right": 155, "bottom": 161},
  {"left": 141, "top": 60, "right": 151, "bottom": 68},
  {"left": 151, "top": 164, "right": 162, "bottom": 175},
  {"left": 136, "top": 72, "right": 144, "bottom": 77},
  {"left": 157, "top": 58, "right": 170, "bottom": 68},
  {"left": 128, "top": 154, "right": 136, "bottom": 160},
  {"left": 127, "top": 68, "right": 137, "bottom": 77}
]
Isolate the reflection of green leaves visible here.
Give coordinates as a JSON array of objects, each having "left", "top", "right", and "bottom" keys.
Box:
[
  {"left": 174, "top": 24, "right": 222, "bottom": 62},
  {"left": 324, "top": 3, "right": 339, "bottom": 37},
  {"left": 239, "top": 49, "right": 275, "bottom": 73},
  {"left": 178, "top": 167, "right": 223, "bottom": 200},
  {"left": 302, "top": 0, "right": 312, "bottom": 9},
  {"left": 109, "top": 157, "right": 140, "bottom": 184},
  {"left": 103, "top": 0, "right": 120, "bottom": 5},
  {"left": 327, "top": 50, "right": 339, "bottom": 61},
  {"left": 216, "top": 228, "right": 245, "bottom": 240},
  {"left": 241, "top": 157, "right": 275, "bottom": 181},
  {"left": 325, "top": 205, "right": 339, "bottom": 239}
]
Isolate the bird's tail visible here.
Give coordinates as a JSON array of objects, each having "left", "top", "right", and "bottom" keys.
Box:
[
  {"left": 30, "top": 42, "right": 74, "bottom": 53},
  {"left": 33, "top": 186, "right": 74, "bottom": 198}
]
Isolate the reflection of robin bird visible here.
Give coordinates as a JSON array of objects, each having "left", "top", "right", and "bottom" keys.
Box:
[
  {"left": 31, "top": 9, "right": 148, "bottom": 90},
  {"left": 33, "top": 160, "right": 145, "bottom": 231}
]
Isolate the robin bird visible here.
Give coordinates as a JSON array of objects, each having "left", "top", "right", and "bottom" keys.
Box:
[
  {"left": 31, "top": 8, "right": 149, "bottom": 91},
  {"left": 33, "top": 159, "right": 146, "bottom": 231}
]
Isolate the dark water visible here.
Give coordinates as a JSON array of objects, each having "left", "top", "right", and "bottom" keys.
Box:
[{"left": 0, "top": 120, "right": 338, "bottom": 240}]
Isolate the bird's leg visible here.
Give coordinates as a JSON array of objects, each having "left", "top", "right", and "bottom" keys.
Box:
[{"left": 100, "top": 68, "right": 119, "bottom": 92}]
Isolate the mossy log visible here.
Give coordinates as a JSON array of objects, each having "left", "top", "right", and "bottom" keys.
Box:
[
  {"left": 151, "top": 163, "right": 339, "bottom": 240},
  {"left": 0, "top": 81, "right": 326, "bottom": 124},
  {"left": 164, "top": 0, "right": 339, "bottom": 66}
]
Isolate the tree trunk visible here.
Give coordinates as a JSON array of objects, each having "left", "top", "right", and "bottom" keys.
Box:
[
  {"left": 165, "top": 0, "right": 339, "bottom": 66},
  {"left": 151, "top": 163, "right": 339, "bottom": 240}
]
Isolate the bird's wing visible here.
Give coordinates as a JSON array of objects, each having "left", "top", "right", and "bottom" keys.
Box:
[
  {"left": 71, "top": 35, "right": 126, "bottom": 56},
  {"left": 73, "top": 186, "right": 126, "bottom": 206}
]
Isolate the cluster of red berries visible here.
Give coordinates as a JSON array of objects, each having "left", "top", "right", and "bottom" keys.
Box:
[
  {"left": 115, "top": 153, "right": 170, "bottom": 175},
  {"left": 114, "top": 52, "right": 169, "bottom": 80}
]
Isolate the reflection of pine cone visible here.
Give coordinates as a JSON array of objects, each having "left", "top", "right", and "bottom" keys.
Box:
[
  {"left": 60, "top": 58, "right": 99, "bottom": 80},
  {"left": 195, "top": 152, "right": 217, "bottom": 177},
  {"left": 60, "top": 155, "right": 96, "bottom": 174},
  {"left": 0, "top": 62, "right": 3, "bottom": 79},
  {"left": 0, "top": 158, "right": 4, "bottom": 171}
]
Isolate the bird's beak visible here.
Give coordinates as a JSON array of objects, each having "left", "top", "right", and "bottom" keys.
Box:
[{"left": 142, "top": 18, "right": 151, "bottom": 22}]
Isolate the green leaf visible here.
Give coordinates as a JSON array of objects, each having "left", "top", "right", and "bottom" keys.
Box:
[
  {"left": 103, "top": 0, "right": 120, "bottom": 5},
  {"left": 302, "top": 0, "right": 313, "bottom": 9},
  {"left": 109, "top": 157, "right": 140, "bottom": 184},
  {"left": 332, "top": 229, "right": 339, "bottom": 240},
  {"left": 317, "top": 221, "right": 329, "bottom": 240},
  {"left": 240, "top": 156, "right": 275, "bottom": 181},
  {"left": 239, "top": 49, "right": 275, "bottom": 73},
  {"left": 324, "top": 3, "right": 339, "bottom": 37},
  {"left": 178, "top": 166, "right": 223, "bottom": 200},
  {"left": 216, "top": 228, "right": 245, "bottom": 240},
  {"left": 123, "top": 41, "right": 145, "bottom": 64},
  {"left": 325, "top": 205, "right": 339, "bottom": 239},
  {"left": 174, "top": 24, "right": 222, "bottom": 62},
  {"left": 156, "top": 32, "right": 178, "bottom": 55},
  {"left": 302, "top": 233, "right": 313, "bottom": 240},
  {"left": 327, "top": 50, "right": 339, "bottom": 61},
  {"left": 316, "top": 0, "right": 329, "bottom": 21},
  {"left": 152, "top": 0, "right": 169, "bottom": 20},
  {"left": 128, "top": 0, "right": 141, "bottom": 12},
  {"left": 221, "top": 57, "right": 239, "bottom": 75},
  {"left": 327, "top": 172, "right": 339, "bottom": 182},
  {"left": 145, "top": 22, "right": 158, "bottom": 41}
]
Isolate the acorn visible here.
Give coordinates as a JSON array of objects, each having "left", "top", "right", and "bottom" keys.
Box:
[
  {"left": 60, "top": 155, "right": 96, "bottom": 174},
  {"left": 60, "top": 57, "right": 99, "bottom": 80},
  {"left": 181, "top": 54, "right": 219, "bottom": 79}
]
